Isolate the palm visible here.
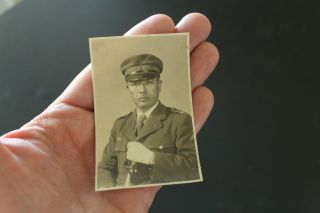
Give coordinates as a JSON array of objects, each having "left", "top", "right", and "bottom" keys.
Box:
[
  {"left": 0, "top": 13, "right": 219, "bottom": 213},
  {"left": 2, "top": 104, "right": 156, "bottom": 212}
]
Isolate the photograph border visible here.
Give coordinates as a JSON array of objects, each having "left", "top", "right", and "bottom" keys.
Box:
[{"left": 89, "top": 33, "right": 203, "bottom": 191}]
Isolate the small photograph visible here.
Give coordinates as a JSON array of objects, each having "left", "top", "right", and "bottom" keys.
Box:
[{"left": 90, "top": 33, "right": 202, "bottom": 191}]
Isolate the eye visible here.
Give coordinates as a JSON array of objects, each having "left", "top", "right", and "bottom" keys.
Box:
[{"left": 128, "top": 82, "right": 136, "bottom": 87}]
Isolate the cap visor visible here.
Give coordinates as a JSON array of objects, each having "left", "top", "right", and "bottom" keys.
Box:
[{"left": 126, "top": 72, "right": 158, "bottom": 82}]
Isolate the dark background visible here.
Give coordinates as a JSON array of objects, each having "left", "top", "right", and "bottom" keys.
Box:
[{"left": 1, "top": 0, "right": 320, "bottom": 212}]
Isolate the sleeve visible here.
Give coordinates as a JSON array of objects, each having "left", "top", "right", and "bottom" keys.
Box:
[
  {"left": 97, "top": 124, "right": 118, "bottom": 188},
  {"left": 151, "top": 113, "right": 200, "bottom": 182}
]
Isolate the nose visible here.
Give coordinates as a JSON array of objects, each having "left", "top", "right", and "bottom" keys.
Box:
[{"left": 136, "top": 82, "right": 147, "bottom": 93}]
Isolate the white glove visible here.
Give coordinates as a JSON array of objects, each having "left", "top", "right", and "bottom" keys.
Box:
[{"left": 127, "top": 142, "right": 155, "bottom": 165}]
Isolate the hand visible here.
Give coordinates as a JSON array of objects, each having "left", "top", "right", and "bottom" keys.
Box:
[
  {"left": 0, "top": 13, "right": 219, "bottom": 212},
  {"left": 127, "top": 142, "right": 155, "bottom": 165}
]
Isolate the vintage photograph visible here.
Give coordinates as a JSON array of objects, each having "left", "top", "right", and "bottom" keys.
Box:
[{"left": 90, "top": 33, "right": 202, "bottom": 191}]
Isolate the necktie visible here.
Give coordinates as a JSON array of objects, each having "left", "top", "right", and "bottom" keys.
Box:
[{"left": 135, "top": 114, "right": 146, "bottom": 136}]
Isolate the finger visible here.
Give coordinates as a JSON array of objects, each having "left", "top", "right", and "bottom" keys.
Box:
[
  {"left": 102, "top": 187, "right": 160, "bottom": 212},
  {"left": 0, "top": 140, "right": 12, "bottom": 163},
  {"left": 127, "top": 141, "right": 139, "bottom": 148},
  {"left": 126, "top": 152, "right": 132, "bottom": 160},
  {"left": 0, "top": 140, "right": 19, "bottom": 206},
  {"left": 0, "top": 139, "right": 21, "bottom": 171},
  {"left": 192, "top": 87, "right": 214, "bottom": 133},
  {"left": 125, "top": 14, "right": 175, "bottom": 35},
  {"left": 191, "top": 42, "right": 219, "bottom": 90},
  {"left": 52, "top": 14, "right": 175, "bottom": 111},
  {"left": 175, "top": 13, "right": 212, "bottom": 52},
  {"left": 50, "top": 64, "right": 93, "bottom": 110}
]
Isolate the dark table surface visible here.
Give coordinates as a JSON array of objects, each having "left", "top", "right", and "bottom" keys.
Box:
[{"left": 1, "top": 0, "right": 320, "bottom": 212}]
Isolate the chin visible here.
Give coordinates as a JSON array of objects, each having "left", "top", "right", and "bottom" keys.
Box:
[
  {"left": 139, "top": 104, "right": 151, "bottom": 109},
  {"left": 137, "top": 103, "right": 152, "bottom": 109}
]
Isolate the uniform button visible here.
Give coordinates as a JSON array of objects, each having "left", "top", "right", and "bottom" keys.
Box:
[{"left": 159, "top": 145, "right": 163, "bottom": 150}]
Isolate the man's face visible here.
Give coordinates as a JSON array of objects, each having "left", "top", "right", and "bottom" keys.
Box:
[{"left": 127, "top": 78, "right": 162, "bottom": 112}]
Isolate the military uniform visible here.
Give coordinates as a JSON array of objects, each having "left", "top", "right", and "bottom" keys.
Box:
[
  {"left": 97, "top": 53, "right": 200, "bottom": 187},
  {"left": 97, "top": 102, "right": 200, "bottom": 187}
]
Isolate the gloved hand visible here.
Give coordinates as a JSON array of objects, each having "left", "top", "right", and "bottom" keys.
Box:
[{"left": 127, "top": 142, "right": 155, "bottom": 165}]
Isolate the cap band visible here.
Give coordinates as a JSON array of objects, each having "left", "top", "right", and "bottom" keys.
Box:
[
  {"left": 125, "top": 71, "right": 159, "bottom": 82},
  {"left": 124, "top": 64, "right": 161, "bottom": 76},
  {"left": 120, "top": 53, "right": 163, "bottom": 82}
]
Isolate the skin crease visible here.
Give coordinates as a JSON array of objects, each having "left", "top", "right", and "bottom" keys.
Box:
[{"left": 0, "top": 13, "right": 219, "bottom": 213}]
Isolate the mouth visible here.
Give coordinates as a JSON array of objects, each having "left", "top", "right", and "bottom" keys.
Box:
[{"left": 138, "top": 97, "right": 149, "bottom": 101}]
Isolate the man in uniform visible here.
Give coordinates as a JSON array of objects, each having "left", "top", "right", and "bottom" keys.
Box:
[{"left": 97, "top": 53, "right": 200, "bottom": 188}]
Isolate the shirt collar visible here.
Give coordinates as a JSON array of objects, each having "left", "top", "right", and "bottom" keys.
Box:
[{"left": 136, "top": 101, "right": 159, "bottom": 120}]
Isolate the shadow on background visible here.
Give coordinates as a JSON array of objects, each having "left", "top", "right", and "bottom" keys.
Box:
[{"left": 0, "top": 0, "right": 319, "bottom": 212}]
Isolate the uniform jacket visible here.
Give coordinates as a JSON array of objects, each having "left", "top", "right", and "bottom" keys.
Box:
[{"left": 97, "top": 102, "right": 200, "bottom": 188}]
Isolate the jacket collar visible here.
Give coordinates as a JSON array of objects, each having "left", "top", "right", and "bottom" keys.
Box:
[
  {"left": 122, "top": 102, "right": 168, "bottom": 141},
  {"left": 136, "top": 102, "right": 167, "bottom": 141}
]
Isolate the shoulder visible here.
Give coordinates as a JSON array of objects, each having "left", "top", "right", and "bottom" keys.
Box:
[
  {"left": 163, "top": 106, "right": 194, "bottom": 132},
  {"left": 165, "top": 106, "right": 192, "bottom": 121},
  {"left": 169, "top": 107, "right": 186, "bottom": 114},
  {"left": 113, "top": 112, "right": 133, "bottom": 125},
  {"left": 165, "top": 105, "right": 188, "bottom": 115}
]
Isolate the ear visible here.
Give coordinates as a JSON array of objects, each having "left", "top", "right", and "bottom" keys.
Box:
[{"left": 159, "top": 79, "right": 162, "bottom": 91}]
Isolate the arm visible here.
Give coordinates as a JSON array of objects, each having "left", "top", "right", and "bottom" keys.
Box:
[
  {"left": 152, "top": 114, "right": 200, "bottom": 182},
  {"left": 0, "top": 13, "right": 217, "bottom": 212},
  {"left": 97, "top": 125, "right": 118, "bottom": 188}
]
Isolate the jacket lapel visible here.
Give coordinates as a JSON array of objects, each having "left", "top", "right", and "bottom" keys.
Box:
[{"left": 136, "top": 103, "right": 167, "bottom": 141}]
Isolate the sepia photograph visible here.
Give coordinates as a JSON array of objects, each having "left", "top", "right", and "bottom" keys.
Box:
[
  {"left": 2, "top": 1, "right": 319, "bottom": 211},
  {"left": 90, "top": 33, "right": 203, "bottom": 191}
]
